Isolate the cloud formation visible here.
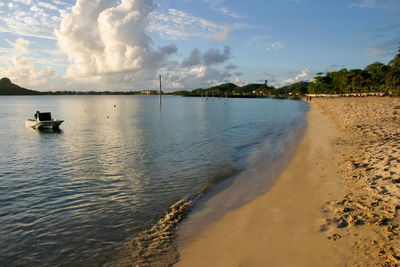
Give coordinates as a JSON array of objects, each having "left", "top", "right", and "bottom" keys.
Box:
[
  {"left": 6, "top": 38, "right": 30, "bottom": 54},
  {"left": 164, "top": 65, "right": 233, "bottom": 90},
  {"left": 0, "top": 0, "right": 69, "bottom": 39},
  {"left": 213, "top": 27, "right": 233, "bottom": 42},
  {"left": 0, "top": 38, "right": 58, "bottom": 90},
  {"left": 249, "top": 36, "right": 285, "bottom": 51},
  {"left": 366, "top": 40, "right": 399, "bottom": 58},
  {"left": 351, "top": 0, "right": 400, "bottom": 10},
  {"left": 182, "top": 48, "right": 202, "bottom": 68},
  {"left": 149, "top": 8, "right": 224, "bottom": 40},
  {"left": 56, "top": 0, "right": 177, "bottom": 78},
  {"left": 203, "top": 46, "right": 231, "bottom": 65},
  {"left": 283, "top": 69, "right": 314, "bottom": 85},
  {"left": 203, "top": 0, "right": 245, "bottom": 19},
  {"left": 181, "top": 46, "right": 232, "bottom": 67},
  {"left": 0, "top": 0, "right": 238, "bottom": 91}
]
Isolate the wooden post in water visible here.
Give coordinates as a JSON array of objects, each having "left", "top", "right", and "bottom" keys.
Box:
[{"left": 158, "top": 75, "right": 162, "bottom": 105}]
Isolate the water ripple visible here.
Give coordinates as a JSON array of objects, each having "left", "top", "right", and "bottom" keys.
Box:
[{"left": 0, "top": 96, "right": 308, "bottom": 266}]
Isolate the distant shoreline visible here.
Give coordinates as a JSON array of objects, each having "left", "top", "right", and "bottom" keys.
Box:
[{"left": 0, "top": 92, "right": 304, "bottom": 99}]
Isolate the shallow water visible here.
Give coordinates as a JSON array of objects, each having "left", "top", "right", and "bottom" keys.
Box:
[{"left": 0, "top": 95, "right": 308, "bottom": 266}]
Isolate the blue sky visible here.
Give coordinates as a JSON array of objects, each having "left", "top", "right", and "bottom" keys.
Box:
[{"left": 0, "top": 0, "right": 399, "bottom": 91}]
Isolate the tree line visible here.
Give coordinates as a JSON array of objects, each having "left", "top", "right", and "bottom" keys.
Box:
[{"left": 308, "top": 45, "right": 400, "bottom": 94}]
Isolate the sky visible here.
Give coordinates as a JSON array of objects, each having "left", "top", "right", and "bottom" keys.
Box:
[{"left": 0, "top": 0, "right": 399, "bottom": 92}]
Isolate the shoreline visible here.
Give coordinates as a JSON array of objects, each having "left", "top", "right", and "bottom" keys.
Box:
[
  {"left": 176, "top": 101, "right": 352, "bottom": 266},
  {"left": 176, "top": 97, "right": 400, "bottom": 266},
  {"left": 176, "top": 104, "right": 308, "bottom": 248}
]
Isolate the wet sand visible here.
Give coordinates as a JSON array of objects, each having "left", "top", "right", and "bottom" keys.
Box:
[{"left": 176, "top": 97, "right": 400, "bottom": 266}]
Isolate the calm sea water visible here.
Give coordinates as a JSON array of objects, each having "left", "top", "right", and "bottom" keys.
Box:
[{"left": 0, "top": 95, "right": 308, "bottom": 266}]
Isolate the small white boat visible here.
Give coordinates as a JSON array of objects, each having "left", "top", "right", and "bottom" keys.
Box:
[{"left": 26, "top": 111, "right": 64, "bottom": 129}]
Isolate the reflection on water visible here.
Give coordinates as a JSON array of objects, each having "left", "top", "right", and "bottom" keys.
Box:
[
  {"left": 0, "top": 95, "right": 308, "bottom": 266},
  {"left": 32, "top": 128, "right": 63, "bottom": 134}
]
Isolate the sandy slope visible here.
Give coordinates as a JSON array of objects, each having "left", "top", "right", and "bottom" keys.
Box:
[
  {"left": 315, "top": 97, "right": 400, "bottom": 266},
  {"left": 176, "top": 101, "right": 352, "bottom": 266}
]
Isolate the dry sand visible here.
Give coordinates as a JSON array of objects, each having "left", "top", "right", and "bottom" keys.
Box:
[
  {"left": 176, "top": 97, "right": 400, "bottom": 266},
  {"left": 315, "top": 97, "right": 400, "bottom": 266}
]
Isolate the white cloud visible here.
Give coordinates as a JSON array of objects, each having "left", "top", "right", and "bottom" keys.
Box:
[
  {"left": 203, "top": 0, "right": 245, "bottom": 19},
  {"left": 41, "top": 48, "right": 65, "bottom": 56},
  {"left": 12, "top": 0, "right": 32, "bottom": 5},
  {"left": 0, "top": 1, "right": 70, "bottom": 39},
  {"left": 234, "top": 76, "right": 246, "bottom": 86},
  {"left": 0, "top": 38, "right": 59, "bottom": 90},
  {"left": 6, "top": 38, "right": 30, "bottom": 54},
  {"left": 213, "top": 27, "right": 233, "bottom": 42},
  {"left": 213, "top": 6, "right": 245, "bottom": 19},
  {"left": 37, "top": 1, "right": 58, "bottom": 11},
  {"left": 149, "top": 8, "right": 223, "bottom": 40},
  {"left": 56, "top": 0, "right": 176, "bottom": 77},
  {"left": 350, "top": 0, "right": 400, "bottom": 10},
  {"left": 0, "top": 0, "right": 238, "bottom": 91},
  {"left": 249, "top": 37, "right": 285, "bottom": 51},
  {"left": 54, "top": 0, "right": 235, "bottom": 90},
  {"left": 163, "top": 65, "right": 233, "bottom": 90},
  {"left": 283, "top": 69, "right": 314, "bottom": 85},
  {"left": 268, "top": 42, "right": 284, "bottom": 50}
]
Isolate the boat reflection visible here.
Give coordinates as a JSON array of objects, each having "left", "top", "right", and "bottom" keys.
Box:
[{"left": 33, "top": 127, "right": 63, "bottom": 134}]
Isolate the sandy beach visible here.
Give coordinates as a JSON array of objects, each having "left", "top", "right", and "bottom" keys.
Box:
[{"left": 176, "top": 97, "right": 400, "bottom": 266}]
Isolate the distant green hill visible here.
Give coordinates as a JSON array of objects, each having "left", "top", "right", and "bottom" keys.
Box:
[
  {"left": 208, "top": 82, "right": 238, "bottom": 93},
  {"left": 277, "top": 81, "right": 309, "bottom": 95},
  {"left": 238, "top": 83, "right": 264, "bottom": 92},
  {"left": 0, "top": 77, "right": 41, "bottom": 95},
  {"left": 172, "top": 82, "right": 279, "bottom": 97}
]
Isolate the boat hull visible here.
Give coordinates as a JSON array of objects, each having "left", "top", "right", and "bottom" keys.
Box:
[{"left": 26, "top": 119, "right": 63, "bottom": 129}]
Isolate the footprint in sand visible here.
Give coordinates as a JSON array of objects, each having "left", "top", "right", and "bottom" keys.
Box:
[{"left": 327, "top": 234, "right": 342, "bottom": 241}]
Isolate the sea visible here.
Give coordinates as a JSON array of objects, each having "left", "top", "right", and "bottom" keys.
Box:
[{"left": 0, "top": 95, "right": 308, "bottom": 266}]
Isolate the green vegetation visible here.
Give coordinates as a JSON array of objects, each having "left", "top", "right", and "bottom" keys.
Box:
[
  {"left": 171, "top": 81, "right": 298, "bottom": 98},
  {"left": 0, "top": 77, "right": 41, "bottom": 95},
  {"left": 276, "top": 81, "right": 309, "bottom": 96},
  {"left": 307, "top": 44, "right": 400, "bottom": 95}
]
